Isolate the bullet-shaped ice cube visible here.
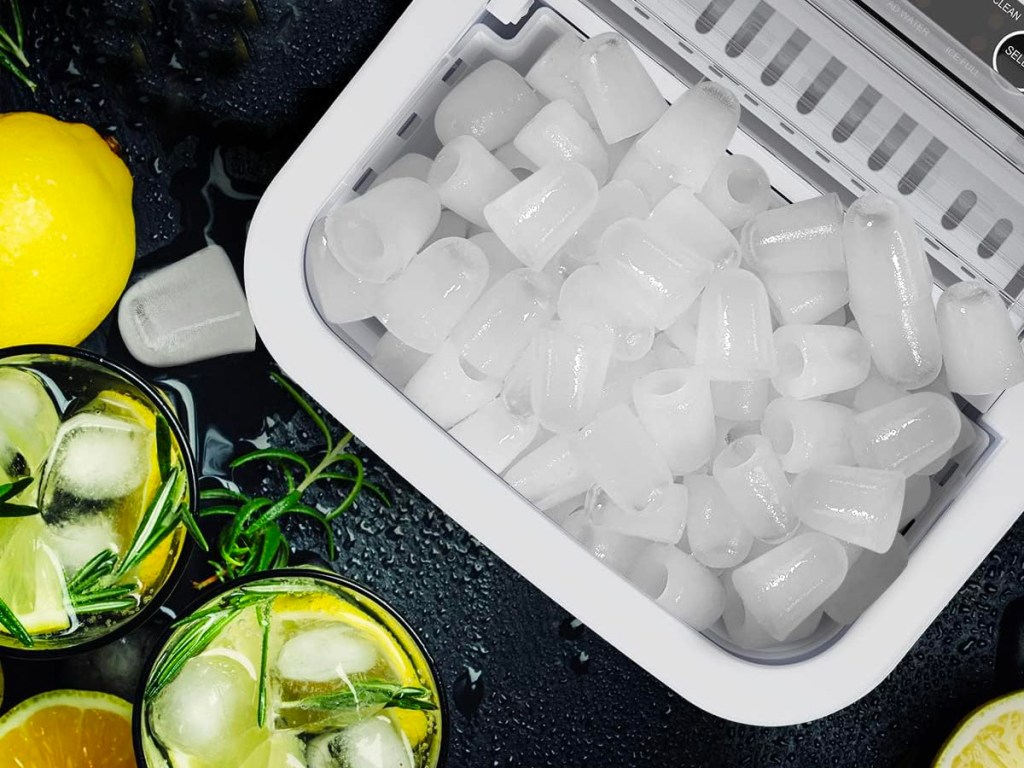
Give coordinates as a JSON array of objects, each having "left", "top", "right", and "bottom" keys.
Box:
[
  {"left": 449, "top": 399, "right": 538, "bottom": 473},
  {"left": 371, "top": 153, "right": 434, "bottom": 187},
  {"left": 710, "top": 378, "right": 772, "bottom": 422},
  {"left": 649, "top": 187, "right": 740, "bottom": 270},
  {"left": 469, "top": 232, "right": 521, "bottom": 292},
  {"left": 850, "top": 392, "right": 962, "bottom": 476},
  {"left": 761, "top": 271, "right": 850, "bottom": 326},
  {"left": 599, "top": 219, "right": 714, "bottom": 330},
  {"left": 558, "top": 265, "right": 654, "bottom": 361},
  {"left": 636, "top": 81, "right": 740, "bottom": 190},
  {"left": 632, "top": 368, "right": 716, "bottom": 475},
  {"left": 587, "top": 483, "right": 687, "bottom": 544},
  {"left": 563, "top": 508, "right": 648, "bottom": 574},
  {"left": 936, "top": 281, "right": 1024, "bottom": 395},
  {"left": 118, "top": 245, "right": 256, "bottom": 368},
  {"left": 403, "top": 341, "right": 501, "bottom": 429},
  {"left": 721, "top": 574, "right": 823, "bottom": 649},
  {"left": 741, "top": 194, "right": 846, "bottom": 275},
  {"left": 577, "top": 33, "right": 667, "bottom": 144},
  {"left": 435, "top": 60, "right": 542, "bottom": 150},
  {"left": 612, "top": 143, "right": 676, "bottom": 206},
  {"left": 696, "top": 269, "right": 777, "bottom": 381},
  {"left": 793, "top": 465, "right": 905, "bottom": 553},
  {"left": 573, "top": 404, "right": 673, "bottom": 512},
  {"left": 325, "top": 178, "right": 441, "bottom": 283},
  {"left": 514, "top": 100, "right": 610, "bottom": 183},
  {"left": 844, "top": 194, "right": 942, "bottom": 389},
  {"left": 685, "top": 475, "right": 753, "bottom": 568},
  {"left": 824, "top": 534, "right": 908, "bottom": 625},
  {"left": 760, "top": 398, "right": 855, "bottom": 473},
  {"left": 504, "top": 434, "right": 594, "bottom": 511},
  {"left": 771, "top": 325, "right": 871, "bottom": 399},
  {"left": 450, "top": 269, "right": 559, "bottom": 378},
  {"left": 370, "top": 332, "right": 429, "bottom": 389},
  {"left": 376, "top": 237, "right": 489, "bottom": 353},
  {"left": 559, "top": 180, "right": 650, "bottom": 265},
  {"left": 525, "top": 34, "right": 596, "bottom": 124},
  {"left": 306, "top": 220, "right": 379, "bottom": 325},
  {"left": 531, "top": 322, "right": 614, "bottom": 433},
  {"left": 428, "top": 136, "right": 519, "bottom": 228},
  {"left": 697, "top": 154, "right": 772, "bottom": 230},
  {"left": 900, "top": 474, "right": 932, "bottom": 526},
  {"left": 628, "top": 543, "right": 725, "bottom": 630},
  {"left": 484, "top": 162, "right": 599, "bottom": 270},
  {"left": 713, "top": 434, "right": 797, "bottom": 541},
  {"left": 732, "top": 532, "right": 848, "bottom": 641}
]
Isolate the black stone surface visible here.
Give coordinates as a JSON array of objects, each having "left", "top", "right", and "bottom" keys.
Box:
[{"left": 2, "top": 2, "right": 1024, "bottom": 766}]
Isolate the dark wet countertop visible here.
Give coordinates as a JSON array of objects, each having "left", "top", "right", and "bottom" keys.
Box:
[{"left": 3, "top": 2, "right": 1024, "bottom": 766}]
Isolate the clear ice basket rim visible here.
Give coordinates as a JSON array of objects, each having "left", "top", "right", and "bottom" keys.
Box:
[{"left": 244, "top": 0, "right": 1024, "bottom": 725}]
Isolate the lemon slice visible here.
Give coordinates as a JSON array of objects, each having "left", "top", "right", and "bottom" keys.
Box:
[
  {"left": 0, "top": 689, "right": 134, "bottom": 768},
  {"left": 0, "top": 516, "right": 72, "bottom": 637},
  {"left": 934, "top": 690, "right": 1024, "bottom": 767},
  {"left": 238, "top": 733, "right": 306, "bottom": 768}
]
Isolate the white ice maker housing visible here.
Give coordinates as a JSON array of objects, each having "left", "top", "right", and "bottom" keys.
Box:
[{"left": 245, "top": 0, "right": 1024, "bottom": 725}]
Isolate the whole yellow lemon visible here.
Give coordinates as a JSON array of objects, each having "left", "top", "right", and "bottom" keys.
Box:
[{"left": 0, "top": 112, "right": 135, "bottom": 347}]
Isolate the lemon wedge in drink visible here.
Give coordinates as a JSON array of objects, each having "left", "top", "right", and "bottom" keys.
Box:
[
  {"left": 933, "top": 690, "right": 1024, "bottom": 767},
  {"left": 0, "top": 516, "right": 72, "bottom": 638}
]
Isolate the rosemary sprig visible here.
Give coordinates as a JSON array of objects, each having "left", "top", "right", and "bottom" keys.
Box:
[
  {"left": 292, "top": 681, "right": 438, "bottom": 713},
  {"left": 0, "top": 476, "right": 37, "bottom": 517},
  {"left": 195, "top": 372, "right": 389, "bottom": 587},
  {"left": 145, "top": 584, "right": 291, "bottom": 699},
  {"left": 0, "top": 1, "right": 35, "bottom": 92},
  {"left": 256, "top": 600, "right": 272, "bottom": 728},
  {"left": 0, "top": 593, "right": 31, "bottom": 647}
]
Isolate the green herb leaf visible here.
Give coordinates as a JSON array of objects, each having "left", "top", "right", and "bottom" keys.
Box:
[
  {"left": 271, "top": 371, "right": 334, "bottom": 452},
  {"left": 0, "top": 476, "right": 33, "bottom": 502},
  {"left": 116, "top": 468, "right": 185, "bottom": 577},
  {"left": 66, "top": 549, "right": 118, "bottom": 597},
  {"left": 231, "top": 448, "right": 311, "bottom": 474},
  {"left": 155, "top": 415, "right": 173, "bottom": 482},
  {"left": 0, "top": 593, "right": 32, "bottom": 647},
  {"left": 198, "top": 504, "right": 241, "bottom": 519},
  {"left": 200, "top": 487, "right": 249, "bottom": 503},
  {"left": 293, "top": 681, "right": 437, "bottom": 713},
  {"left": 0, "top": 502, "right": 38, "bottom": 517},
  {"left": 256, "top": 601, "right": 271, "bottom": 728}
]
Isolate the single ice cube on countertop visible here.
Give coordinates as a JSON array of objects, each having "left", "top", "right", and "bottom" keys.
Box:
[
  {"left": 435, "top": 59, "right": 542, "bottom": 150},
  {"left": 936, "top": 280, "right": 1024, "bottom": 395},
  {"left": 118, "top": 245, "right": 256, "bottom": 368}
]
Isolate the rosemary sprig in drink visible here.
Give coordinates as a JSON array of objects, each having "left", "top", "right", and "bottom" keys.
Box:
[{"left": 195, "top": 372, "right": 389, "bottom": 587}]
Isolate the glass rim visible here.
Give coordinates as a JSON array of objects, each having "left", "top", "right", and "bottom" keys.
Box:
[
  {"left": 131, "top": 567, "right": 451, "bottom": 768},
  {"left": 0, "top": 343, "right": 198, "bottom": 660}
]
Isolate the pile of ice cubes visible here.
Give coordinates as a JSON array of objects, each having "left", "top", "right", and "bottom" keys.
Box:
[{"left": 309, "top": 32, "right": 1024, "bottom": 651}]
